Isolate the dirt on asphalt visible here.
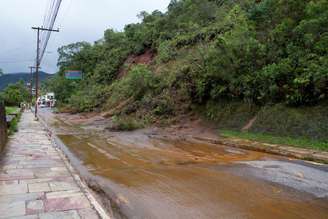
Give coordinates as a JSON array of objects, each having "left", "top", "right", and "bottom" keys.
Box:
[{"left": 39, "top": 109, "right": 328, "bottom": 219}]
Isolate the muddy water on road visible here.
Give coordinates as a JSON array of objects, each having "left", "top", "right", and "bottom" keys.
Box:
[{"left": 58, "top": 134, "right": 328, "bottom": 219}]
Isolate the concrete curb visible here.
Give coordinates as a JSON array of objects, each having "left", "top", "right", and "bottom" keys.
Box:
[{"left": 37, "top": 111, "right": 112, "bottom": 219}]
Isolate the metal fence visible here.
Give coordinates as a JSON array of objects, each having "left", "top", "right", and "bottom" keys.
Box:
[{"left": 0, "top": 101, "right": 7, "bottom": 152}]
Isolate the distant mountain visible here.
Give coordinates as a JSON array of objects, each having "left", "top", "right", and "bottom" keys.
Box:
[{"left": 0, "top": 72, "right": 53, "bottom": 90}]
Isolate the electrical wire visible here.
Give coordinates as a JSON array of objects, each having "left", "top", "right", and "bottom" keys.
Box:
[
  {"left": 42, "top": 0, "right": 52, "bottom": 28},
  {"left": 40, "top": 0, "right": 57, "bottom": 54},
  {"left": 56, "top": 0, "right": 73, "bottom": 29},
  {"left": 38, "top": 0, "right": 63, "bottom": 64}
]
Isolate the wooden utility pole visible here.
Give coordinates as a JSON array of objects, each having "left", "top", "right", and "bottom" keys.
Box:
[
  {"left": 32, "top": 27, "right": 59, "bottom": 118},
  {"left": 28, "top": 66, "right": 36, "bottom": 102}
]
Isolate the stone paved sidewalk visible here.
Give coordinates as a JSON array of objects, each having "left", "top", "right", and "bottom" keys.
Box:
[{"left": 0, "top": 111, "right": 102, "bottom": 219}]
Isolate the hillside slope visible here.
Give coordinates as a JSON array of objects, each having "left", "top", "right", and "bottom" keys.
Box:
[
  {"left": 45, "top": 0, "right": 328, "bottom": 142},
  {"left": 0, "top": 72, "right": 53, "bottom": 90}
]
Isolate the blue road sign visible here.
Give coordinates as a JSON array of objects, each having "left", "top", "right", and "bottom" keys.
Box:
[{"left": 65, "top": 70, "right": 83, "bottom": 80}]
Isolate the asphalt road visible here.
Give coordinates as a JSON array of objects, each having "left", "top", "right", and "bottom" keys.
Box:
[{"left": 40, "top": 108, "right": 328, "bottom": 219}]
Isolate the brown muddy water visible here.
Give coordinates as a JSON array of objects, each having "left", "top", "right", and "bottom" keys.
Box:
[
  {"left": 39, "top": 109, "right": 328, "bottom": 218},
  {"left": 58, "top": 134, "right": 328, "bottom": 219}
]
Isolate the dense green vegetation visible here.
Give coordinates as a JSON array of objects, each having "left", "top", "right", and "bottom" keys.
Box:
[
  {"left": 0, "top": 81, "right": 30, "bottom": 106},
  {"left": 5, "top": 107, "right": 20, "bottom": 135},
  {"left": 45, "top": 0, "right": 328, "bottom": 141},
  {"left": 0, "top": 82, "right": 23, "bottom": 136}
]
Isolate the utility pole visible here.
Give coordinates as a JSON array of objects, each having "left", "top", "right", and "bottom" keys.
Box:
[
  {"left": 32, "top": 27, "right": 59, "bottom": 118},
  {"left": 28, "top": 66, "right": 36, "bottom": 103}
]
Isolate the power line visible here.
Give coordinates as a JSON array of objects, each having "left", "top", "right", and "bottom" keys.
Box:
[
  {"left": 39, "top": 0, "right": 63, "bottom": 63},
  {"left": 42, "top": 0, "right": 52, "bottom": 28},
  {"left": 56, "top": 0, "right": 73, "bottom": 28},
  {"left": 43, "top": 0, "right": 56, "bottom": 29},
  {"left": 42, "top": 0, "right": 56, "bottom": 42}
]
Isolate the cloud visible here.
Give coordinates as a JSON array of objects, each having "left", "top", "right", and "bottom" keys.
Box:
[{"left": 0, "top": 0, "right": 170, "bottom": 73}]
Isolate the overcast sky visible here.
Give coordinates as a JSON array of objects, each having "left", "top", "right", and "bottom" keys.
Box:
[{"left": 0, "top": 0, "right": 170, "bottom": 74}]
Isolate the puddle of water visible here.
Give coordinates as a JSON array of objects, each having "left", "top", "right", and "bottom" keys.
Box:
[{"left": 59, "top": 134, "right": 328, "bottom": 219}]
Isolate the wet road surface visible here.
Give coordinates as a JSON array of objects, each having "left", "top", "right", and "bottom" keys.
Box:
[{"left": 40, "top": 109, "right": 328, "bottom": 219}]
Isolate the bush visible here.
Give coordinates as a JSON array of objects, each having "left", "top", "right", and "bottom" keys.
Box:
[
  {"left": 8, "top": 117, "right": 18, "bottom": 135},
  {"left": 68, "top": 84, "right": 107, "bottom": 112},
  {"left": 140, "top": 90, "right": 175, "bottom": 117},
  {"left": 156, "top": 41, "right": 177, "bottom": 63},
  {"left": 106, "top": 65, "right": 158, "bottom": 107},
  {"left": 6, "top": 110, "right": 21, "bottom": 135},
  {"left": 109, "top": 115, "right": 144, "bottom": 131}
]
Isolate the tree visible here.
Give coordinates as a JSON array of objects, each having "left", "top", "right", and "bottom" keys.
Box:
[
  {"left": 57, "top": 42, "right": 92, "bottom": 71},
  {"left": 0, "top": 81, "right": 30, "bottom": 106},
  {"left": 47, "top": 0, "right": 328, "bottom": 113},
  {"left": 43, "top": 74, "right": 77, "bottom": 105},
  {"left": 0, "top": 68, "right": 3, "bottom": 77}
]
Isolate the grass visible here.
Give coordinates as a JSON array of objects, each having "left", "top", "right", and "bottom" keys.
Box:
[
  {"left": 203, "top": 101, "right": 259, "bottom": 130},
  {"left": 250, "top": 103, "right": 328, "bottom": 141},
  {"left": 5, "top": 106, "right": 19, "bottom": 114},
  {"left": 220, "top": 130, "right": 328, "bottom": 151}
]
